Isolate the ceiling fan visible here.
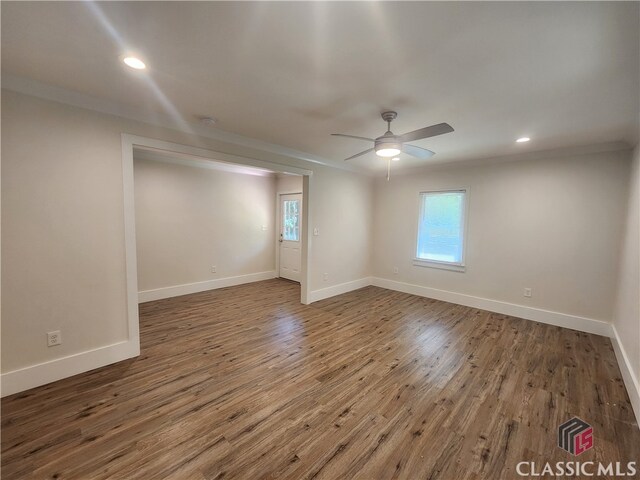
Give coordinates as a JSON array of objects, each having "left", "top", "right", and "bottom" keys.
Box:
[{"left": 331, "top": 111, "right": 454, "bottom": 177}]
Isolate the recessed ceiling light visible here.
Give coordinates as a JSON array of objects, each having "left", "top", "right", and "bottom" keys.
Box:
[
  {"left": 123, "top": 56, "right": 146, "bottom": 70},
  {"left": 516, "top": 137, "right": 530, "bottom": 143},
  {"left": 391, "top": 157, "right": 400, "bottom": 162}
]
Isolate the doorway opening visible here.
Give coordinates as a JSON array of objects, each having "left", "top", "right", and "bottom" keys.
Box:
[{"left": 121, "top": 134, "right": 313, "bottom": 357}]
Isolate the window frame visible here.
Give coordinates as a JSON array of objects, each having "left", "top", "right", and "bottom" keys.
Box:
[
  {"left": 413, "top": 188, "right": 469, "bottom": 273},
  {"left": 282, "top": 198, "right": 301, "bottom": 242}
]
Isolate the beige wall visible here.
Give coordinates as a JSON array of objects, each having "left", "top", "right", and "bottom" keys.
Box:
[
  {"left": 274, "top": 170, "right": 374, "bottom": 290},
  {"left": 614, "top": 145, "right": 640, "bottom": 389},
  {"left": 309, "top": 165, "right": 373, "bottom": 290},
  {"left": 373, "top": 149, "right": 631, "bottom": 321},
  {"left": 2, "top": 91, "right": 130, "bottom": 372},
  {"left": 134, "top": 157, "right": 276, "bottom": 292},
  {"left": 276, "top": 174, "right": 303, "bottom": 194},
  {"left": 1, "top": 89, "right": 374, "bottom": 375}
]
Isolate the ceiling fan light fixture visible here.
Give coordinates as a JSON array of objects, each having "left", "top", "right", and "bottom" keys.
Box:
[
  {"left": 376, "top": 148, "right": 401, "bottom": 157},
  {"left": 375, "top": 142, "right": 401, "bottom": 157}
]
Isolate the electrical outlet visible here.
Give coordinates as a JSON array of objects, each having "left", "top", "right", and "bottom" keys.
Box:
[
  {"left": 313, "top": 228, "right": 320, "bottom": 236},
  {"left": 524, "top": 287, "right": 532, "bottom": 298},
  {"left": 393, "top": 267, "right": 399, "bottom": 275},
  {"left": 47, "top": 330, "right": 62, "bottom": 347},
  {"left": 323, "top": 272, "right": 329, "bottom": 281},
  {"left": 261, "top": 225, "right": 267, "bottom": 231},
  {"left": 211, "top": 266, "right": 217, "bottom": 273}
]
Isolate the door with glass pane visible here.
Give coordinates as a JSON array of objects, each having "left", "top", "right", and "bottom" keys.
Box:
[{"left": 279, "top": 193, "right": 302, "bottom": 282}]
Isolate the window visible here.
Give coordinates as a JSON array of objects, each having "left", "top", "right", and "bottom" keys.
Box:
[
  {"left": 414, "top": 190, "right": 467, "bottom": 271},
  {"left": 283, "top": 199, "right": 300, "bottom": 241}
]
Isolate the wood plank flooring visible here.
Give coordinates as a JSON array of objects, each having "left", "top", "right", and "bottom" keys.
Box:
[{"left": 2, "top": 279, "right": 638, "bottom": 479}]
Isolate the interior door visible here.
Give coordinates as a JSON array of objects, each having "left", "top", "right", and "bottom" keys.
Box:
[{"left": 279, "top": 193, "right": 302, "bottom": 282}]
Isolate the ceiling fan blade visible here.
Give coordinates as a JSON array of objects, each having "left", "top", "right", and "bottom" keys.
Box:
[
  {"left": 398, "top": 123, "right": 454, "bottom": 143},
  {"left": 344, "top": 148, "right": 374, "bottom": 161},
  {"left": 402, "top": 144, "right": 435, "bottom": 159},
  {"left": 331, "top": 133, "right": 375, "bottom": 142}
]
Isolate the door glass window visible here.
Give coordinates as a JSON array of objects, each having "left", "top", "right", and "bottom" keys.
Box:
[{"left": 283, "top": 200, "right": 300, "bottom": 241}]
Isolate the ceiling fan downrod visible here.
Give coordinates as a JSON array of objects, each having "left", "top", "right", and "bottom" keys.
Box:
[{"left": 381, "top": 111, "right": 397, "bottom": 135}]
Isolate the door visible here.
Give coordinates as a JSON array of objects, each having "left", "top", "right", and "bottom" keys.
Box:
[{"left": 279, "top": 193, "right": 302, "bottom": 282}]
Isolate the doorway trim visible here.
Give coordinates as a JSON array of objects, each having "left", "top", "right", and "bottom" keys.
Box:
[{"left": 121, "top": 134, "right": 314, "bottom": 358}]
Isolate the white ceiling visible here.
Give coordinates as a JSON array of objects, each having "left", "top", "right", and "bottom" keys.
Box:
[{"left": 2, "top": 2, "right": 639, "bottom": 172}]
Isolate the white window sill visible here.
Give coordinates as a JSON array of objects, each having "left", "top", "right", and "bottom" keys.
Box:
[{"left": 412, "top": 258, "right": 466, "bottom": 272}]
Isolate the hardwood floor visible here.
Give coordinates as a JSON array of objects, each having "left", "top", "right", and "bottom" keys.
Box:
[{"left": 2, "top": 279, "right": 638, "bottom": 479}]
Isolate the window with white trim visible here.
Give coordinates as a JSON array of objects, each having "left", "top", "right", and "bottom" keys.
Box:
[
  {"left": 414, "top": 190, "right": 467, "bottom": 271},
  {"left": 282, "top": 199, "right": 300, "bottom": 241}
]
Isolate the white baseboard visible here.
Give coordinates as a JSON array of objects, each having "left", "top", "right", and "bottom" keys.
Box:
[
  {"left": 611, "top": 325, "right": 640, "bottom": 424},
  {"left": 138, "top": 271, "right": 277, "bottom": 303},
  {"left": 6, "top": 274, "right": 630, "bottom": 417},
  {"left": 370, "top": 277, "right": 640, "bottom": 421},
  {"left": 1, "top": 339, "right": 139, "bottom": 398},
  {"left": 308, "top": 277, "right": 373, "bottom": 303},
  {"left": 1, "top": 272, "right": 276, "bottom": 398},
  {"left": 370, "top": 277, "right": 613, "bottom": 337}
]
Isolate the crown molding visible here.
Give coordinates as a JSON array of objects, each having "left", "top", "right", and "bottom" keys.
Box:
[
  {"left": 385, "top": 141, "right": 634, "bottom": 179},
  {"left": 397, "top": 141, "right": 633, "bottom": 176},
  {"left": 2, "top": 73, "right": 364, "bottom": 175}
]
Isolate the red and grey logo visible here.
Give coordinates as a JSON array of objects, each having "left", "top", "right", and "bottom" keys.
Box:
[{"left": 558, "top": 417, "right": 593, "bottom": 456}]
